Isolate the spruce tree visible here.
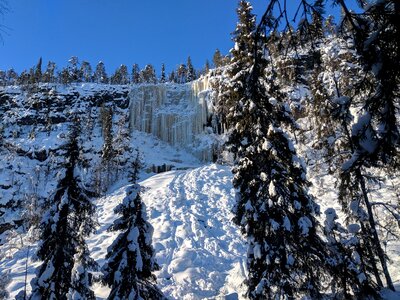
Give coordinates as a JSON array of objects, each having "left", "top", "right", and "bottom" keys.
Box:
[
  {"left": 168, "top": 70, "right": 176, "bottom": 83},
  {"left": 102, "top": 158, "right": 164, "bottom": 300},
  {"left": 159, "top": 63, "right": 166, "bottom": 83},
  {"left": 68, "top": 56, "right": 82, "bottom": 82},
  {"left": 30, "top": 123, "right": 98, "bottom": 300},
  {"left": 42, "top": 61, "right": 56, "bottom": 83},
  {"left": 212, "top": 49, "right": 224, "bottom": 68},
  {"left": 132, "top": 64, "right": 141, "bottom": 84},
  {"left": 111, "top": 64, "right": 129, "bottom": 85},
  {"left": 324, "top": 208, "right": 378, "bottom": 299},
  {"left": 332, "top": 1, "right": 399, "bottom": 291},
  {"left": 34, "top": 57, "right": 42, "bottom": 83},
  {"left": 176, "top": 64, "right": 187, "bottom": 84},
  {"left": 94, "top": 61, "right": 108, "bottom": 84},
  {"left": 223, "top": 2, "right": 331, "bottom": 298},
  {"left": 186, "top": 56, "right": 196, "bottom": 82},
  {"left": 140, "top": 64, "right": 157, "bottom": 84},
  {"left": 80, "top": 61, "right": 93, "bottom": 83},
  {"left": 6, "top": 68, "right": 18, "bottom": 85}
]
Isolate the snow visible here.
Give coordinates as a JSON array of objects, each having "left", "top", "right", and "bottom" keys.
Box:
[{"left": 128, "top": 79, "right": 217, "bottom": 161}]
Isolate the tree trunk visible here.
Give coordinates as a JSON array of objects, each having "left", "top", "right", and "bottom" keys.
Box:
[{"left": 357, "top": 169, "right": 395, "bottom": 291}]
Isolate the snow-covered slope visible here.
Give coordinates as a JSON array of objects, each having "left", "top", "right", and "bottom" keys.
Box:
[
  {"left": 89, "top": 164, "right": 247, "bottom": 300},
  {"left": 0, "top": 163, "right": 247, "bottom": 299}
]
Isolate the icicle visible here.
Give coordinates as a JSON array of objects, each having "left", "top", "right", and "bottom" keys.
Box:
[{"left": 128, "top": 77, "right": 215, "bottom": 161}]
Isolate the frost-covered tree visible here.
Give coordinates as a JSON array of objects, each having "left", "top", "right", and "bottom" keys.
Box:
[
  {"left": 68, "top": 56, "right": 83, "bottom": 82},
  {"left": 98, "top": 105, "right": 116, "bottom": 191},
  {"left": 168, "top": 70, "right": 176, "bottom": 83},
  {"left": 102, "top": 162, "right": 164, "bottom": 300},
  {"left": 0, "top": 70, "right": 6, "bottom": 86},
  {"left": 324, "top": 208, "right": 378, "bottom": 299},
  {"left": 111, "top": 64, "right": 129, "bottom": 85},
  {"left": 42, "top": 61, "right": 56, "bottom": 83},
  {"left": 34, "top": 57, "right": 42, "bottom": 83},
  {"left": 80, "top": 61, "right": 93, "bottom": 83},
  {"left": 94, "top": 61, "right": 108, "bottom": 84},
  {"left": 186, "top": 56, "right": 196, "bottom": 82},
  {"left": 6, "top": 68, "right": 18, "bottom": 85},
  {"left": 140, "top": 64, "right": 157, "bottom": 84},
  {"left": 223, "top": 2, "right": 331, "bottom": 299},
  {"left": 217, "top": 0, "right": 256, "bottom": 132},
  {"left": 132, "top": 64, "right": 141, "bottom": 84},
  {"left": 254, "top": 0, "right": 399, "bottom": 293},
  {"left": 30, "top": 124, "right": 97, "bottom": 300},
  {"left": 176, "top": 64, "right": 187, "bottom": 84},
  {"left": 212, "top": 48, "right": 224, "bottom": 68},
  {"left": 0, "top": 271, "right": 10, "bottom": 300},
  {"left": 159, "top": 63, "right": 166, "bottom": 83}
]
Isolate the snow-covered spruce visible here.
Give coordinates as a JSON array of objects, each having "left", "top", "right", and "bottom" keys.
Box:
[
  {"left": 323, "top": 208, "right": 378, "bottom": 298},
  {"left": 30, "top": 125, "right": 98, "bottom": 300},
  {"left": 102, "top": 162, "right": 164, "bottom": 300},
  {"left": 219, "top": 2, "right": 333, "bottom": 299}
]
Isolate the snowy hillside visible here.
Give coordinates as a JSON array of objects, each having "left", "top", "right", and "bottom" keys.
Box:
[
  {"left": 0, "top": 161, "right": 248, "bottom": 299},
  {"left": 0, "top": 78, "right": 399, "bottom": 299}
]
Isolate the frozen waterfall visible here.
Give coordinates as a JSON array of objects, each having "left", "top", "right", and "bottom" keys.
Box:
[{"left": 129, "top": 77, "right": 217, "bottom": 161}]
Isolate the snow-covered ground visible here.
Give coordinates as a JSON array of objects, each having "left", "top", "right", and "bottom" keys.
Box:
[
  {"left": 0, "top": 163, "right": 248, "bottom": 300},
  {"left": 1, "top": 161, "right": 400, "bottom": 299}
]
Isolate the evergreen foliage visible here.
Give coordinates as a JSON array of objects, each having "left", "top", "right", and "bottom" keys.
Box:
[
  {"left": 102, "top": 159, "right": 164, "bottom": 300},
  {"left": 140, "top": 64, "right": 157, "bottom": 84},
  {"left": 221, "top": 2, "right": 332, "bottom": 298},
  {"left": 186, "top": 56, "right": 196, "bottom": 82},
  {"left": 160, "top": 63, "right": 166, "bottom": 83},
  {"left": 132, "top": 64, "right": 141, "bottom": 84},
  {"left": 80, "top": 61, "right": 93, "bottom": 83},
  {"left": 94, "top": 61, "right": 108, "bottom": 84},
  {"left": 30, "top": 123, "right": 98, "bottom": 300}
]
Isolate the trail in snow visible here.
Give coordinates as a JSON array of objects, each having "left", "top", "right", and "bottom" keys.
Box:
[
  {"left": 89, "top": 164, "right": 247, "bottom": 300},
  {"left": 141, "top": 164, "right": 247, "bottom": 300}
]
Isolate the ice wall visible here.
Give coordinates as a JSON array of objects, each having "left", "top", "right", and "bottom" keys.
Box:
[{"left": 129, "top": 77, "right": 216, "bottom": 161}]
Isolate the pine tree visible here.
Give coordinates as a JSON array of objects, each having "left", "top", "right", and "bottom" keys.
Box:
[
  {"left": 102, "top": 160, "right": 164, "bottom": 300},
  {"left": 223, "top": 2, "right": 331, "bottom": 298},
  {"left": 30, "top": 123, "right": 98, "bottom": 299}
]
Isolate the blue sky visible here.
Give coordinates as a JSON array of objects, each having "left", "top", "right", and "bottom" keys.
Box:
[
  {"left": 0, "top": 1, "right": 350, "bottom": 75},
  {"left": 0, "top": 0, "right": 265, "bottom": 74}
]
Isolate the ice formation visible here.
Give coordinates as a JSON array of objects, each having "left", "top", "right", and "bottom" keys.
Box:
[{"left": 129, "top": 77, "right": 216, "bottom": 161}]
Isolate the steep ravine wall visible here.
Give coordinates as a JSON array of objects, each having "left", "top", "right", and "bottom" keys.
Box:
[{"left": 129, "top": 77, "right": 217, "bottom": 161}]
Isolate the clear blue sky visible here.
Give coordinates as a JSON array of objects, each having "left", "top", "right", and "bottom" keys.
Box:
[
  {"left": 0, "top": 0, "right": 265, "bottom": 74},
  {"left": 0, "top": 0, "right": 350, "bottom": 75}
]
